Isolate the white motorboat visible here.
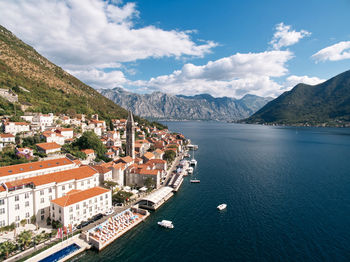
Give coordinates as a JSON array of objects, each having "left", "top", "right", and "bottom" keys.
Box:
[
  {"left": 187, "top": 167, "right": 194, "bottom": 174},
  {"left": 190, "top": 179, "right": 200, "bottom": 183},
  {"left": 190, "top": 159, "right": 197, "bottom": 166},
  {"left": 217, "top": 204, "right": 227, "bottom": 210},
  {"left": 158, "top": 220, "right": 174, "bottom": 229}
]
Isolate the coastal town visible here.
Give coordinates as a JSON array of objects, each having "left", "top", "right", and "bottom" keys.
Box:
[{"left": 0, "top": 110, "right": 196, "bottom": 261}]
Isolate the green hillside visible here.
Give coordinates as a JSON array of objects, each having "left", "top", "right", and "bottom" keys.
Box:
[
  {"left": 0, "top": 25, "right": 162, "bottom": 128},
  {"left": 243, "top": 70, "right": 350, "bottom": 126}
]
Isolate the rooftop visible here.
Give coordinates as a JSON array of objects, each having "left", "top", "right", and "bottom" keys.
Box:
[
  {"left": 0, "top": 157, "right": 74, "bottom": 178},
  {"left": 36, "top": 142, "right": 61, "bottom": 150},
  {"left": 5, "top": 166, "right": 97, "bottom": 188},
  {"left": 51, "top": 186, "right": 110, "bottom": 207}
]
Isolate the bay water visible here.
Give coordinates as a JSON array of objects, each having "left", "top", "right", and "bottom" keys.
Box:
[{"left": 76, "top": 122, "right": 350, "bottom": 262}]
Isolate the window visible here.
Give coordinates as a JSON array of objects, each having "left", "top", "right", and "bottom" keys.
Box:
[
  {"left": 59, "top": 208, "right": 61, "bottom": 214},
  {"left": 69, "top": 184, "right": 72, "bottom": 189},
  {"left": 40, "top": 190, "right": 44, "bottom": 196},
  {"left": 89, "top": 200, "right": 92, "bottom": 204},
  {"left": 49, "top": 188, "right": 52, "bottom": 193},
  {"left": 89, "top": 207, "right": 92, "bottom": 212},
  {"left": 25, "top": 212, "right": 30, "bottom": 218},
  {"left": 105, "top": 194, "right": 108, "bottom": 199},
  {"left": 41, "top": 215, "right": 44, "bottom": 221},
  {"left": 76, "top": 204, "right": 80, "bottom": 210},
  {"left": 69, "top": 207, "right": 73, "bottom": 212},
  {"left": 15, "top": 204, "right": 20, "bottom": 210},
  {"left": 52, "top": 205, "right": 55, "bottom": 210},
  {"left": 70, "top": 215, "right": 73, "bottom": 220},
  {"left": 94, "top": 198, "right": 97, "bottom": 203},
  {"left": 25, "top": 201, "right": 29, "bottom": 207},
  {"left": 81, "top": 182, "right": 84, "bottom": 186},
  {"left": 0, "top": 199, "right": 4, "bottom": 205},
  {"left": 15, "top": 216, "right": 20, "bottom": 222},
  {"left": 15, "top": 196, "right": 19, "bottom": 201},
  {"left": 83, "top": 209, "right": 86, "bottom": 214},
  {"left": 62, "top": 185, "right": 65, "bottom": 190},
  {"left": 40, "top": 198, "right": 44, "bottom": 203},
  {"left": 100, "top": 196, "right": 103, "bottom": 201},
  {"left": 0, "top": 220, "right": 5, "bottom": 227},
  {"left": 0, "top": 208, "right": 5, "bottom": 214},
  {"left": 41, "top": 209, "right": 45, "bottom": 215},
  {"left": 25, "top": 193, "right": 29, "bottom": 199},
  {"left": 105, "top": 200, "right": 108, "bottom": 206}
]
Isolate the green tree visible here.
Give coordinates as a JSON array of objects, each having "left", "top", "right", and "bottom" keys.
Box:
[
  {"left": 144, "top": 177, "right": 156, "bottom": 189},
  {"left": 0, "top": 240, "right": 16, "bottom": 259},
  {"left": 163, "top": 150, "right": 176, "bottom": 164},
  {"left": 112, "top": 191, "right": 133, "bottom": 205},
  {"left": 73, "top": 131, "right": 106, "bottom": 158},
  {"left": 17, "top": 230, "right": 33, "bottom": 250}
]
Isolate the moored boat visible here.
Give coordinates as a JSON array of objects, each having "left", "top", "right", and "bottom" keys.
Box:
[
  {"left": 217, "top": 203, "right": 227, "bottom": 210},
  {"left": 158, "top": 220, "right": 174, "bottom": 229},
  {"left": 190, "top": 179, "right": 200, "bottom": 183}
]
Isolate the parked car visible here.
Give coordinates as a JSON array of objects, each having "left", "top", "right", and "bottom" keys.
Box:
[
  {"left": 92, "top": 213, "right": 103, "bottom": 221},
  {"left": 104, "top": 208, "right": 114, "bottom": 216},
  {"left": 115, "top": 203, "right": 123, "bottom": 207}
]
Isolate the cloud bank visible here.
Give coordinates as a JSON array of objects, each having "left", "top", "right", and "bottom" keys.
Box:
[
  {"left": 0, "top": 0, "right": 216, "bottom": 70},
  {"left": 270, "top": 23, "right": 311, "bottom": 50},
  {"left": 312, "top": 41, "right": 350, "bottom": 62}
]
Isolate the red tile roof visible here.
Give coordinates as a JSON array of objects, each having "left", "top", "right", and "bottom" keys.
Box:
[
  {"left": 81, "top": 149, "right": 94, "bottom": 155},
  {"left": 51, "top": 186, "right": 110, "bottom": 207},
  {"left": 5, "top": 166, "right": 97, "bottom": 188},
  {"left": 92, "top": 165, "right": 111, "bottom": 174},
  {"left": 143, "top": 152, "right": 154, "bottom": 160},
  {"left": 138, "top": 168, "right": 159, "bottom": 176},
  {"left": 36, "top": 142, "right": 61, "bottom": 150},
  {"left": 0, "top": 157, "right": 74, "bottom": 178},
  {"left": 0, "top": 134, "right": 15, "bottom": 138}
]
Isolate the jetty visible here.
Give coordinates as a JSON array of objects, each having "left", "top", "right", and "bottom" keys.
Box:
[
  {"left": 136, "top": 186, "right": 174, "bottom": 211},
  {"left": 83, "top": 207, "right": 149, "bottom": 251}
]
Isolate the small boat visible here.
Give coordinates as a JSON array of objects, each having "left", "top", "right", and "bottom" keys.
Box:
[
  {"left": 190, "top": 159, "right": 197, "bottom": 166},
  {"left": 187, "top": 167, "right": 194, "bottom": 174},
  {"left": 217, "top": 204, "right": 227, "bottom": 210},
  {"left": 190, "top": 179, "right": 200, "bottom": 183},
  {"left": 158, "top": 220, "right": 174, "bottom": 229}
]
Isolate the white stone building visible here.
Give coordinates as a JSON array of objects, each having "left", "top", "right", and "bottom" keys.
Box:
[
  {"left": 0, "top": 166, "right": 100, "bottom": 227},
  {"left": 50, "top": 186, "right": 111, "bottom": 227},
  {"left": 3, "top": 122, "right": 30, "bottom": 135}
]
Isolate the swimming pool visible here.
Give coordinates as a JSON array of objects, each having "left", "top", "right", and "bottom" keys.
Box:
[{"left": 39, "top": 243, "right": 80, "bottom": 262}]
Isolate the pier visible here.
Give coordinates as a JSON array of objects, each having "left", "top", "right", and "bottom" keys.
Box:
[
  {"left": 136, "top": 186, "right": 174, "bottom": 210},
  {"left": 83, "top": 207, "right": 150, "bottom": 251}
]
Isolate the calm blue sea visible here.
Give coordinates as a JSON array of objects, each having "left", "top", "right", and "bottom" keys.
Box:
[{"left": 75, "top": 122, "right": 350, "bottom": 262}]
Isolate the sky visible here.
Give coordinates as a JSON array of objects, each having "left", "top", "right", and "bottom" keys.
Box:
[{"left": 0, "top": 0, "right": 349, "bottom": 98}]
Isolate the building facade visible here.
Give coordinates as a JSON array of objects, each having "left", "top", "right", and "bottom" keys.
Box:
[{"left": 50, "top": 187, "right": 111, "bottom": 227}]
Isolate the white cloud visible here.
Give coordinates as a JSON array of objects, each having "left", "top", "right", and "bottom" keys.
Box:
[
  {"left": 270, "top": 23, "right": 311, "bottom": 50},
  {"left": 131, "top": 50, "right": 293, "bottom": 98},
  {"left": 0, "top": 0, "right": 216, "bottom": 70},
  {"left": 68, "top": 69, "right": 127, "bottom": 89},
  {"left": 282, "top": 75, "right": 326, "bottom": 91},
  {"left": 312, "top": 41, "right": 350, "bottom": 62}
]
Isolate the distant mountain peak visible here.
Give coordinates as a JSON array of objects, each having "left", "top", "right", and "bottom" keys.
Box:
[
  {"left": 99, "top": 88, "right": 272, "bottom": 121},
  {"left": 244, "top": 69, "right": 350, "bottom": 126}
]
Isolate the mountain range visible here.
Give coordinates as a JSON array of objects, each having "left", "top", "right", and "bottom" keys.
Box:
[
  {"left": 244, "top": 70, "right": 350, "bottom": 126},
  {"left": 99, "top": 87, "right": 272, "bottom": 121}
]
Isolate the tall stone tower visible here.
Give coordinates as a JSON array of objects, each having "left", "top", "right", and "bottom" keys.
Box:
[{"left": 126, "top": 110, "right": 135, "bottom": 159}]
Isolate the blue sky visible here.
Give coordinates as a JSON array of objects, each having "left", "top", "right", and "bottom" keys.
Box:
[{"left": 0, "top": 0, "right": 349, "bottom": 98}]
